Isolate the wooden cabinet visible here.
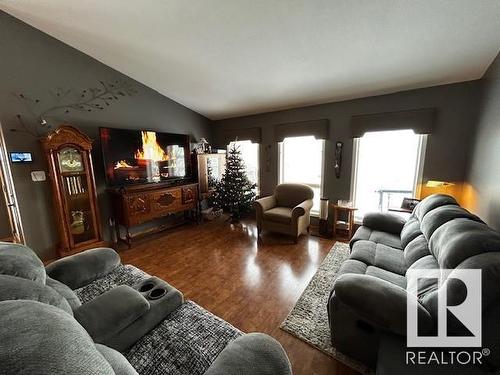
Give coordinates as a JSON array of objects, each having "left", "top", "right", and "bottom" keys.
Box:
[
  {"left": 109, "top": 182, "right": 198, "bottom": 247},
  {"left": 41, "top": 125, "right": 105, "bottom": 257},
  {"left": 195, "top": 153, "right": 226, "bottom": 199}
]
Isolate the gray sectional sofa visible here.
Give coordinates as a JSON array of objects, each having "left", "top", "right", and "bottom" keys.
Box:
[
  {"left": 0, "top": 243, "right": 292, "bottom": 375},
  {"left": 328, "top": 194, "right": 500, "bottom": 372}
]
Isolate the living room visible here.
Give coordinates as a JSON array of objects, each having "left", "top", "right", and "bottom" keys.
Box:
[{"left": 0, "top": 2, "right": 499, "bottom": 375}]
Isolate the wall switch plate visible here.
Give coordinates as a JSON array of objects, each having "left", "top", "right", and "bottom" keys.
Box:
[{"left": 31, "top": 170, "right": 46, "bottom": 182}]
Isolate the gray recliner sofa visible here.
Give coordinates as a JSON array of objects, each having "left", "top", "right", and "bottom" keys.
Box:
[
  {"left": 0, "top": 243, "right": 292, "bottom": 375},
  {"left": 328, "top": 194, "right": 500, "bottom": 372}
]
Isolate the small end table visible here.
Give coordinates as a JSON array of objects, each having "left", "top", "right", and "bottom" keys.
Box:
[{"left": 332, "top": 205, "right": 357, "bottom": 240}]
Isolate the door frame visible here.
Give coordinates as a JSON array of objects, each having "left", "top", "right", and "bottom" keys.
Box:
[{"left": 0, "top": 121, "right": 25, "bottom": 244}]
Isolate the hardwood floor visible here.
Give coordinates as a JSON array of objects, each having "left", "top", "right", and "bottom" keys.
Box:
[{"left": 119, "top": 216, "right": 360, "bottom": 375}]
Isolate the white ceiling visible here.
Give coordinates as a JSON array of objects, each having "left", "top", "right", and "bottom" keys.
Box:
[{"left": 1, "top": 1, "right": 499, "bottom": 120}]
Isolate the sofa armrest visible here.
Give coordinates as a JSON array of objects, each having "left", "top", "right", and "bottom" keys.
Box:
[
  {"left": 205, "top": 333, "right": 291, "bottom": 375},
  {"left": 292, "top": 199, "right": 313, "bottom": 219},
  {"left": 74, "top": 285, "right": 150, "bottom": 343},
  {"left": 334, "top": 274, "right": 433, "bottom": 335},
  {"left": 45, "top": 248, "right": 121, "bottom": 289},
  {"left": 362, "top": 212, "right": 406, "bottom": 235},
  {"left": 254, "top": 195, "right": 277, "bottom": 213}
]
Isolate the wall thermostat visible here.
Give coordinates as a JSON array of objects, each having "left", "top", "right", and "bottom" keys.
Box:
[{"left": 31, "top": 171, "right": 46, "bottom": 182}]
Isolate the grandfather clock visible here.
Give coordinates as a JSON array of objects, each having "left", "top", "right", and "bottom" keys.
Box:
[{"left": 41, "top": 125, "right": 105, "bottom": 257}]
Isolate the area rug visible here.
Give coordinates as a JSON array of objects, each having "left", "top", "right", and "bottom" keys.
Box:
[
  {"left": 75, "top": 265, "right": 243, "bottom": 375},
  {"left": 280, "top": 242, "right": 372, "bottom": 374}
]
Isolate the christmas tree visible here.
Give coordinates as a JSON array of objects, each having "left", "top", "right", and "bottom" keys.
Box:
[{"left": 210, "top": 143, "right": 256, "bottom": 221}]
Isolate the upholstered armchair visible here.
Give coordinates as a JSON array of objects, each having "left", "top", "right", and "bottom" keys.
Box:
[{"left": 254, "top": 183, "right": 314, "bottom": 242}]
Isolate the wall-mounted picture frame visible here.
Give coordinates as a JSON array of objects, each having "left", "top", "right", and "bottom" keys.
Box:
[{"left": 10, "top": 151, "right": 33, "bottom": 163}]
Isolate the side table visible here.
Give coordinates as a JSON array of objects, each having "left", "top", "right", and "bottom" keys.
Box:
[{"left": 332, "top": 205, "right": 357, "bottom": 240}]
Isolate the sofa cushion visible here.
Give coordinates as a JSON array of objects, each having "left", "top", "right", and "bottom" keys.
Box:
[
  {"left": 96, "top": 344, "right": 138, "bottom": 375},
  {"left": 46, "top": 276, "right": 82, "bottom": 310},
  {"left": 350, "top": 226, "right": 402, "bottom": 249},
  {"left": 274, "top": 183, "right": 314, "bottom": 208},
  {"left": 365, "top": 266, "right": 407, "bottom": 289},
  {"left": 74, "top": 285, "right": 150, "bottom": 344},
  {"left": 334, "top": 275, "right": 430, "bottom": 336},
  {"left": 46, "top": 248, "right": 121, "bottom": 289},
  {"left": 413, "top": 194, "right": 458, "bottom": 221},
  {"left": 403, "top": 234, "right": 430, "bottom": 267},
  {"left": 337, "top": 259, "right": 368, "bottom": 277},
  {"left": 400, "top": 217, "right": 422, "bottom": 249},
  {"left": 336, "top": 258, "right": 406, "bottom": 288},
  {"left": 362, "top": 213, "right": 406, "bottom": 235},
  {"left": 263, "top": 207, "right": 292, "bottom": 224},
  {"left": 0, "top": 275, "right": 73, "bottom": 315},
  {"left": 456, "top": 252, "right": 500, "bottom": 311},
  {"left": 421, "top": 205, "right": 483, "bottom": 241},
  {"left": 0, "top": 300, "right": 116, "bottom": 374},
  {"left": 350, "top": 240, "right": 407, "bottom": 275},
  {"left": 0, "top": 242, "right": 46, "bottom": 284},
  {"left": 205, "top": 333, "right": 292, "bottom": 375},
  {"left": 367, "top": 230, "right": 402, "bottom": 249},
  {"left": 429, "top": 219, "right": 500, "bottom": 269},
  {"left": 406, "top": 255, "right": 440, "bottom": 299},
  {"left": 349, "top": 226, "right": 372, "bottom": 245}
]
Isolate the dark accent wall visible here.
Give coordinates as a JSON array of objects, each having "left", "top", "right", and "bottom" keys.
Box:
[
  {"left": 213, "top": 80, "right": 481, "bottom": 209},
  {"left": 0, "top": 11, "right": 211, "bottom": 260},
  {"left": 467, "top": 53, "right": 500, "bottom": 229}
]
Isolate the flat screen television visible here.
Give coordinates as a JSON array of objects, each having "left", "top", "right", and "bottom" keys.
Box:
[{"left": 100, "top": 127, "right": 192, "bottom": 187}]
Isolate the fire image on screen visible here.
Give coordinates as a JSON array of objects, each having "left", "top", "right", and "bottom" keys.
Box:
[{"left": 100, "top": 127, "right": 190, "bottom": 186}]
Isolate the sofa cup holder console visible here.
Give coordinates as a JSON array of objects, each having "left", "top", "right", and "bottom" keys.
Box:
[
  {"left": 136, "top": 280, "right": 169, "bottom": 300},
  {"left": 101, "top": 276, "right": 184, "bottom": 352},
  {"left": 138, "top": 282, "right": 155, "bottom": 293},
  {"left": 148, "top": 287, "right": 167, "bottom": 300}
]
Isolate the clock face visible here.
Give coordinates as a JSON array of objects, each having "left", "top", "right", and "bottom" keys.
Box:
[{"left": 58, "top": 147, "right": 84, "bottom": 172}]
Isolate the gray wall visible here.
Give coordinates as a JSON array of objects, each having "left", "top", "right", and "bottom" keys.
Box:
[
  {"left": 213, "top": 80, "right": 481, "bottom": 209},
  {"left": 0, "top": 11, "right": 211, "bottom": 260},
  {"left": 0, "top": 9, "right": 490, "bottom": 259},
  {"left": 467, "top": 53, "right": 500, "bottom": 229}
]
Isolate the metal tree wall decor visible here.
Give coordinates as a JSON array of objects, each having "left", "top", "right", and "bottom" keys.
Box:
[{"left": 12, "top": 79, "right": 138, "bottom": 137}]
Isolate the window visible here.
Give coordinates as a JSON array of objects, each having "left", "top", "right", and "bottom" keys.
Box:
[
  {"left": 227, "top": 140, "right": 260, "bottom": 192},
  {"left": 279, "top": 135, "right": 324, "bottom": 215},
  {"left": 352, "top": 129, "right": 426, "bottom": 219}
]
